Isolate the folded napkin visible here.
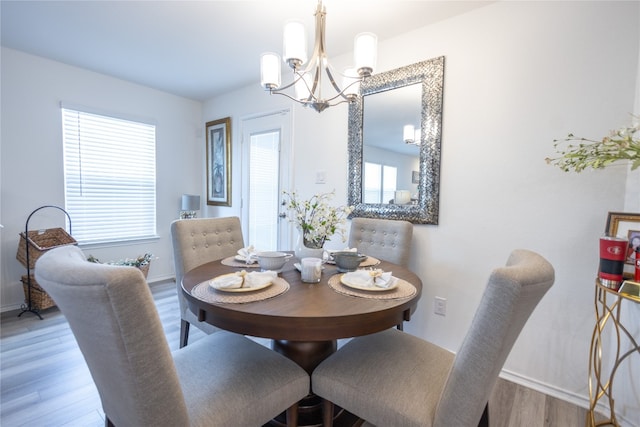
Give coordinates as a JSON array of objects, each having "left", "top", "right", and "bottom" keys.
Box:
[
  {"left": 328, "top": 247, "right": 357, "bottom": 254},
  {"left": 211, "top": 270, "right": 277, "bottom": 289},
  {"left": 236, "top": 245, "right": 257, "bottom": 264},
  {"left": 342, "top": 269, "right": 394, "bottom": 289}
]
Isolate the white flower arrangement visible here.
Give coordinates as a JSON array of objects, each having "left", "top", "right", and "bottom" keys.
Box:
[
  {"left": 282, "top": 190, "right": 353, "bottom": 249},
  {"left": 546, "top": 115, "right": 640, "bottom": 172}
]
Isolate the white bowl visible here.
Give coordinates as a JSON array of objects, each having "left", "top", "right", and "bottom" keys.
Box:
[{"left": 254, "top": 251, "right": 292, "bottom": 271}]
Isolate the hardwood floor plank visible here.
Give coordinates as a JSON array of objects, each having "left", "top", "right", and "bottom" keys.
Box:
[
  {"left": 545, "top": 394, "right": 588, "bottom": 426},
  {"left": 507, "top": 382, "right": 547, "bottom": 426},
  {"left": 1, "top": 280, "right": 589, "bottom": 427},
  {"left": 489, "top": 378, "right": 518, "bottom": 427}
]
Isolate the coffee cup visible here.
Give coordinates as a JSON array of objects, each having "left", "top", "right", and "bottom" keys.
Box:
[
  {"left": 300, "top": 257, "right": 322, "bottom": 283},
  {"left": 599, "top": 236, "right": 627, "bottom": 290}
]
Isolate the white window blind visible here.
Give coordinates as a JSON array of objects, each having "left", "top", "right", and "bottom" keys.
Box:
[
  {"left": 62, "top": 107, "right": 157, "bottom": 245},
  {"left": 248, "top": 130, "right": 280, "bottom": 250}
]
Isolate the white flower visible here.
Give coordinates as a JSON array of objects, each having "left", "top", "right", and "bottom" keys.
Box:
[{"left": 282, "top": 190, "right": 353, "bottom": 248}]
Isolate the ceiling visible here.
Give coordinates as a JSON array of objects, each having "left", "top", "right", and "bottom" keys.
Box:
[{"left": 1, "top": 0, "right": 491, "bottom": 102}]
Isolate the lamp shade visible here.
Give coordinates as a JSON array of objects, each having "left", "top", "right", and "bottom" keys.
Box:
[
  {"left": 181, "top": 194, "right": 200, "bottom": 211},
  {"left": 260, "top": 52, "right": 281, "bottom": 89},
  {"left": 354, "top": 32, "right": 377, "bottom": 76},
  {"left": 394, "top": 190, "right": 411, "bottom": 205},
  {"left": 342, "top": 68, "right": 360, "bottom": 98},
  {"left": 403, "top": 125, "right": 415, "bottom": 143},
  {"left": 283, "top": 20, "right": 307, "bottom": 66}
]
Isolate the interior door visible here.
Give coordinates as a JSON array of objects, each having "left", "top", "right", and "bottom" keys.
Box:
[{"left": 241, "top": 110, "right": 292, "bottom": 251}]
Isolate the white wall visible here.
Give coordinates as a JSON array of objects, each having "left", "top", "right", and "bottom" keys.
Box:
[
  {"left": 1, "top": 47, "right": 203, "bottom": 309},
  {"left": 205, "top": 1, "right": 640, "bottom": 422}
]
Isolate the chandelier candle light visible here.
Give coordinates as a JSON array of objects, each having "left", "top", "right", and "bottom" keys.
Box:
[{"left": 260, "top": 0, "right": 377, "bottom": 113}]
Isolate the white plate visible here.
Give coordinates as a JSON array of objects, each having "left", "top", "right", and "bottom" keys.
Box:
[
  {"left": 340, "top": 274, "right": 398, "bottom": 291},
  {"left": 209, "top": 273, "right": 273, "bottom": 293}
]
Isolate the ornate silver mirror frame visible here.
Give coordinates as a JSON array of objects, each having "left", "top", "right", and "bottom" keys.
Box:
[{"left": 347, "top": 56, "right": 444, "bottom": 224}]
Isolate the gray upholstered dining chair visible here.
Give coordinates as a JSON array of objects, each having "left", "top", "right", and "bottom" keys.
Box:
[
  {"left": 171, "top": 216, "right": 245, "bottom": 347},
  {"left": 312, "top": 249, "right": 555, "bottom": 427},
  {"left": 35, "top": 245, "right": 309, "bottom": 427},
  {"left": 348, "top": 217, "right": 413, "bottom": 267}
]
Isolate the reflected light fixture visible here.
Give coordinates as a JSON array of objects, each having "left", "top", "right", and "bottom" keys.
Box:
[
  {"left": 260, "top": 0, "right": 377, "bottom": 113},
  {"left": 403, "top": 124, "right": 420, "bottom": 145}
]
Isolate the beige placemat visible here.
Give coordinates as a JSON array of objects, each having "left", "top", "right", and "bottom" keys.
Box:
[
  {"left": 328, "top": 273, "right": 416, "bottom": 300},
  {"left": 220, "top": 256, "right": 261, "bottom": 268},
  {"left": 191, "top": 277, "right": 289, "bottom": 304},
  {"left": 326, "top": 256, "right": 380, "bottom": 268}
]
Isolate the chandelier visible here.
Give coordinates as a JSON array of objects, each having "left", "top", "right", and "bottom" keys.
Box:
[{"left": 260, "top": 0, "right": 377, "bottom": 113}]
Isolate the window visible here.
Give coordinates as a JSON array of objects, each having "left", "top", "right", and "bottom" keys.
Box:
[
  {"left": 62, "top": 106, "right": 157, "bottom": 245},
  {"left": 248, "top": 130, "right": 280, "bottom": 250},
  {"left": 363, "top": 162, "right": 397, "bottom": 203}
]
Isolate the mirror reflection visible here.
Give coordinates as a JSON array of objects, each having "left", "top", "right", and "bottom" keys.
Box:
[
  {"left": 347, "top": 56, "right": 445, "bottom": 224},
  {"left": 362, "top": 83, "right": 421, "bottom": 205}
]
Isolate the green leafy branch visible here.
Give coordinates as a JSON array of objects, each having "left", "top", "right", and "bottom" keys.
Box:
[{"left": 546, "top": 116, "right": 640, "bottom": 172}]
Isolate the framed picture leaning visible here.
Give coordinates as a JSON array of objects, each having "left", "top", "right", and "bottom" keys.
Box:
[
  {"left": 206, "top": 117, "right": 231, "bottom": 206},
  {"left": 605, "top": 211, "right": 640, "bottom": 277}
]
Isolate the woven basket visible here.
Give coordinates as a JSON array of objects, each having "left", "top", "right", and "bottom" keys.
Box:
[
  {"left": 21, "top": 275, "right": 56, "bottom": 310},
  {"left": 17, "top": 228, "right": 77, "bottom": 269}
]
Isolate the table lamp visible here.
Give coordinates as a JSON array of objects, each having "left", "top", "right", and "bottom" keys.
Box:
[{"left": 180, "top": 194, "right": 200, "bottom": 219}]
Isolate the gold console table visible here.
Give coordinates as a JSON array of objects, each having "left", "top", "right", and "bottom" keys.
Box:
[{"left": 587, "top": 280, "right": 639, "bottom": 426}]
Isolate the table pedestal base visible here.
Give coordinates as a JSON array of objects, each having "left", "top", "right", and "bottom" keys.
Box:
[{"left": 267, "top": 340, "right": 361, "bottom": 427}]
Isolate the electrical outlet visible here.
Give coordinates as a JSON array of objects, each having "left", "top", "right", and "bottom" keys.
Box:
[
  {"left": 434, "top": 297, "right": 446, "bottom": 316},
  {"left": 315, "top": 170, "right": 326, "bottom": 184}
]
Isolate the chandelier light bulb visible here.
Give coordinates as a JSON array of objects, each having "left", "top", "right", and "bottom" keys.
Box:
[
  {"left": 354, "top": 32, "right": 377, "bottom": 76},
  {"left": 342, "top": 68, "right": 360, "bottom": 100},
  {"left": 260, "top": 52, "right": 281, "bottom": 89},
  {"left": 283, "top": 20, "right": 307, "bottom": 69}
]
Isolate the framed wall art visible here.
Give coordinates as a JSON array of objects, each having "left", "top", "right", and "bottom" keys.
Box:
[
  {"left": 605, "top": 212, "right": 640, "bottom": 275},
  {"left": 206, "top": 117, "right": 231, "bottom": 206}
]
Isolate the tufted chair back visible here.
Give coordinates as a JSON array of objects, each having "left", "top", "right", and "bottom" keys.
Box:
[
  {"left": 171, "top": 216, "right": 245, "bottom": 347},
  {"left": 348, "top": 217, "right": 413, "bottom": 267}
]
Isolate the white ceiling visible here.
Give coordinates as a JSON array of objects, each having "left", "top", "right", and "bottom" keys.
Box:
[{"left": 1, "top": 0, "right": 491, "bottom": 101}]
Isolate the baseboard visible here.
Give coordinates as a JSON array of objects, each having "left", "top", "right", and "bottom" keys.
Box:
[{"left": 500, "top": 369, "right": 590, "bottom": 409}]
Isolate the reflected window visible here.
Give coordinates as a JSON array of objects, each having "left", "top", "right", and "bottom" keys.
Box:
[{"left": 364, "top": 162, "right": 397, "bottom": 203}]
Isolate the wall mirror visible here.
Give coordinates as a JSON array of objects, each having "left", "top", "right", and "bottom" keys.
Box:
[{"left": 347, "top": 56, "right": 444, "bottom": 224}]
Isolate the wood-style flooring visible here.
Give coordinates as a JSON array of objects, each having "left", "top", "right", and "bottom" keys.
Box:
[{"left": 1, "top": 280, "right": 591, "bottom": 426}]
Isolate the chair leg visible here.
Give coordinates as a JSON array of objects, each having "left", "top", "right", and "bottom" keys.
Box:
[
  {"left": 180, "top": 319, "right": 190, "bottom": 348},
  {"left": 477, "top": 402, "right": 489, "bottom": 427},
  {"left": 323, "top": 399, "right": 334, "bottom": 427},
  {"left": 286, "top": 402, "right": 299, "bottom": 427},
  {"left": 397, "top": 322, "right": 404, "bottom": 330},
  {"left": 105, "top": 416, "right": 115, "bottom": 427}
]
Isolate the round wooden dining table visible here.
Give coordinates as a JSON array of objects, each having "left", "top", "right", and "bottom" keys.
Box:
[{"left": 181, "top": 253, "right": 422, "bottom": 426}]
